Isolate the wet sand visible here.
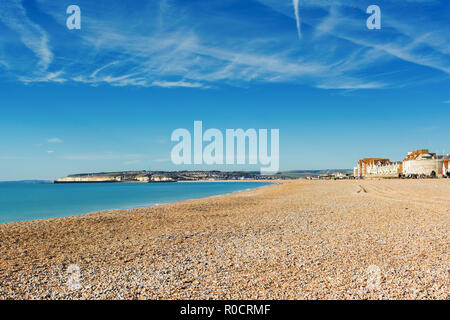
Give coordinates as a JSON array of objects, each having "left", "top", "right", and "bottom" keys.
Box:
[{"left": 0, "top": 179, "right": 448, "bottom": 299}]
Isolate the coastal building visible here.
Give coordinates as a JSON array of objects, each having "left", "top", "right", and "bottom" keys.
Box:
[
  {"left": 354, "top": 158, "right": 390, "bottom": 178},
  {"left": 443, "top": 158, "right": 450, "bottom": 177},
  {"left": 354, "top": 149, "right": 448, "bottom": 178},
  {"left": 402, "top": 149, "right": 443, "bottom": 177},
  {"left": 136, "top": 175, "right": 150, "bottom": 182},
  {"left": 333, "top": 172, "right": 353, "bottom": 179},
  {"left": 150, "top": 174, "right": 175, "bottom": 182},
  {"left": 366, "top": 161, "right": 402, "bottom": 177},
  {"left": 134, "top": 174, "right": 175, "bottom": 182},
  {"left": 56, "top": 175, "right": 122, "bottom": 183}
]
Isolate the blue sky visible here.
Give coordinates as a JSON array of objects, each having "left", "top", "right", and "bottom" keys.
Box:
[{"left": 0, "top": 0, "right": 449, "bottom": 180}]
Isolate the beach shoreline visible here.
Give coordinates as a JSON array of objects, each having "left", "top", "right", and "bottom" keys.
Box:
[
  {"left": 176, "top": 179, "right": 279, "bottom": 183},
  {"left": 0, "top": 179, "right": 448, "bottom": 299},
  {"left": 0, "top": 181, "right": 276, "bottom": 225}
]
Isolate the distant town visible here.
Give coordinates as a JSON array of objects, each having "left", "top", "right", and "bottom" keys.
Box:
[
  {"left": 54, "top": 169, "right": 351, "bottom": 183},
  {"left": 55, "top": 170, "right": 288, "bottom": 183},
  {"left": 53, "top": 149, "right": 450, "bottom": 183}
]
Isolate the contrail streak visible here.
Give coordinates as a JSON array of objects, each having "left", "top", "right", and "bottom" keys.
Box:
[{"left": 293, "top": 0, "right": 301, "bottom": 38}]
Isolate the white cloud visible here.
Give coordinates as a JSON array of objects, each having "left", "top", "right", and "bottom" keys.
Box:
[
  {"left": 258, "top": 0, "right": 450, "bottom": 76},
  {"left": 293, "top": 0, "right": 301, "bottom": 39},
  {"left": 20, "top": 71, "right": 66, "bottom": 84},
  {"left": 47, "top": 150, "right": 54, "bottom": 154},
  {"left": 0, "top": 0, "right": 53, "bottom": 70},
  {"left": 90, "top": 61, "right": 119, "bottom": 78},
  {"left": 336, "top": 33, "right": 450, "bottom": 75},
  {"left": 0, "top": 0, "right": 448, "bottom": 91},
  {"left": 151, "top": 80, "right": 206, "bottom": 88},
  {"left": 1, "top": 1, "right": 359, "bottom": 88},
  {"left": 62, "top": 153, "right": 143, "bottom": 161},
  {"left": 47, "top": 138, "right": 62, "bottom": 143},
  {"left": 0, "top": 60, "right": 9, "bottom": 69},
  {"left": 316, "top": 81, "right": 385, "bottom": 90}
]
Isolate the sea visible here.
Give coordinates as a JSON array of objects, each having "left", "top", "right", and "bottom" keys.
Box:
[{"left": 0, "top": 181, "right": 271, "bottom": 224}]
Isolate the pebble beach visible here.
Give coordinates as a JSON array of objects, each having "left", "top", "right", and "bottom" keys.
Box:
[{"left": 0, "top": 179, "right": 448, "bottom": 299}]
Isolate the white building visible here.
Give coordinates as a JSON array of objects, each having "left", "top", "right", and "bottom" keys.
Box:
[
  {"left": 402, "top": 152, "right": 443, "bottom": 177},
  {"left": 366, "top": 161, "right": 402, "bottom": 177}
]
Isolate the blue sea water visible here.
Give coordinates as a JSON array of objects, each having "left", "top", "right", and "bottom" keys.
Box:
[{"left": 0, "top": 182, "right": 271, "bottom": 224}]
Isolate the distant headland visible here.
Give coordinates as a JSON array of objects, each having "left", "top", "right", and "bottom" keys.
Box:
[{"left": 54, "top": 170, "right": 294, "bottom": 183}]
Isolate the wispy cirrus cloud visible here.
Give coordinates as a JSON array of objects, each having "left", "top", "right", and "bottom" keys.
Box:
[
  {"left": 293, "top": 0, "right": 301, "bottom": 38},
  {"left": 0, "top": 0, "right": 53, "bottom": 70},
  {"left": 20, "top": 71, "right": 66, "bottom": 83},
  {"left": 260, "top": 0, "right": 450, "bottom": 76},
  {"left": 0, "top": 0, "right": 448, "bottom": 90},
  {"left": 316, "top": 81, "right": 385, "bottom": 90},
  {"left": 151, "top": 80, "right": 206, "bottom": 88}
]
